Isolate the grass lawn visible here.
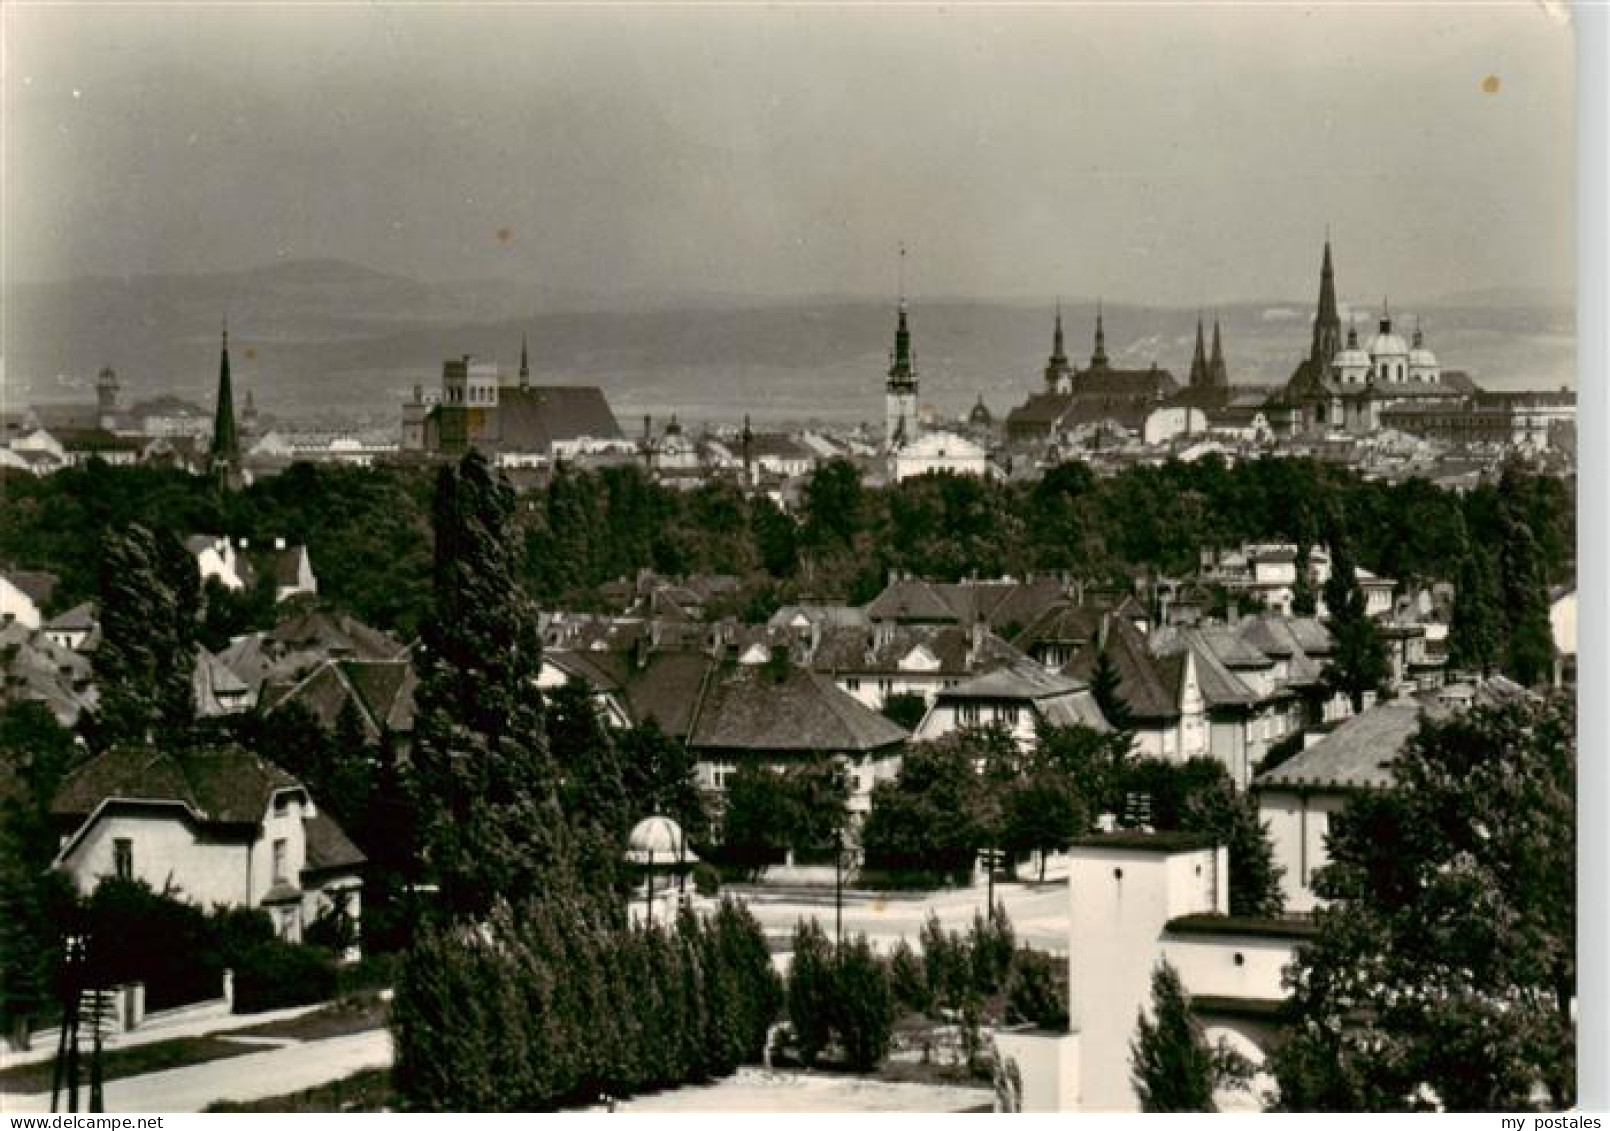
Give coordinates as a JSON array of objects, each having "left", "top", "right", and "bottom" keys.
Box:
[
  {"left": 0, "top": 1036, "right": 260, "bottom": 1096},
  {"left": 205, "top": 1066, "right": 395, "bottom": 1112},
  {"left": 232, "top": 993, "right": 388, "bottom": 1042}
]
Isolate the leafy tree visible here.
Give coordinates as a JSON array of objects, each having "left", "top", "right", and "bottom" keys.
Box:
[
  {"left": 91, "top": 524, "right": 199, "bottom": 747},
  {"left": 719, "top": 758, "right": 848, "bottom": 870},
  {"left": 1291, "top": 542, "right": 1318, "bottom": 616},
  {"left": 1179, "top": 771, "right": 1285, "bottom": 918},
  {"left": 786, "top": 918, "right": 836, "bottom": 1066},
  {"left": 410, "top": 451, "right": 569, "bottom": 918},
  {"left": 749, "top": 495, "right": 800, "bottom": 579},
  {"left": 1130, "top": 959, "right": 1250, "bottom": 1111},
  {"left": 616, "top": 721, "right": 708, "bottom": 846},
  {"left": 0, "top": 703, "right": 82, "bottom": 1041},
  {"left": 861, "top": 737, "right": 983, "bottom": 876},
  {"left": 1447, "top": 546, "right": 1502, "bottom": 678},
  {"left": 1269, "top": 696, "right": 1575, "bottom": 1111},
  {"left": 879, "top": 691, "right": 929, "bottom": 732},
  {"left": 832, "top": 933, "right": 895, "bottom": 1070},
  {"left": 1320, "top": 534, "right": 1389, "bottom": 712},
  {"left": 886, "top": 937, "right": 930, "bottom": 1014},
  {"left": 1005, "top": 948, "right": 1067, "bottom": 1030},
  {"left": 800, "top": 458, "right": 864, "bottom": 554},
  {"left": 1496, "top": 510, "right": 1555, "bottom": 687},
  {"left": 1087, "top": 644, "right": 1133, "bottom": 731},
  {"left": 546, "top": 680, "right": 631, "bottom": 898}
]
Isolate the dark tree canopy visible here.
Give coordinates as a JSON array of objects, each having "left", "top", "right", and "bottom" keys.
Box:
[
  {"left": 1270, "top": 696, "right": 1576, "bottom": 1111},
  {"left": 410, "top": 451, "right": 569, "bottom": 917}
]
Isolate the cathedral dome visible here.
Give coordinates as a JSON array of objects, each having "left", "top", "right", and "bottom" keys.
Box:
[{"left": 1367, "top": 326, "right": 1409, "bottom": 359}]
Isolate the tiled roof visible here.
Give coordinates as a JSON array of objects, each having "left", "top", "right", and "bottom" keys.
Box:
[
  {"left": 1254, "top": 699, "right": 1447, "bottom": 792},
  {"left": 940, "top": 658, "right": 1087, "bottom": 702},
  {"left": 808, "top": 624, "right": 1022, "bottom": 678},
  {"left": 1037, "top": 689, "right": 1114, "bottom": 732},
  {"left": 1091, "top": 616, "right": 1181, "bottom": 721},
  {"left": 1005, "top": 393, "right": 1074, "bottom": 429},
  {"left": 1151, "top": 627, "right": 1259, "bottom": 708},
  {"left": 491, "top": 385, "right": 623, "bottom": 454},
  {"left": 866, "top": 578, "right": 965, "bottom": 624},
  {"left": 303, "top": 809, "right": 367, "bottom": 874},
  {"left": 46, "top": 601, "right": 97, "bottom": 632},
  {"left": 53, "top": 745, "right": 302, "bottom": 825},
  {"left": 689, "top": 664, "right": 907, "bottom": 753},
  {"left": 3, "top": 569, "right": 59, "bottom": 609},
  {"left": 265, "top": 609, "right": 403, "bottom": 661},
  {"left": 620, "top": 650, "right": 714, "bottom": 740}
]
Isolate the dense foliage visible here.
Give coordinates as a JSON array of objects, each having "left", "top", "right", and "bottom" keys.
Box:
[
  {"left": 1130, "top": 959, "right": 1250, "bottom": 1112},
  {"left": 409, "top": 451, "right": 571, "bottom": 916},
  {"left": 1268, "top": 696, "right": 1575, "bottom": 1111},
  {"left": 393, "top": 894, "right": 781, "bottom": 1110},
  {"left": 717, "top": 758, "right": 849, "bottom": 871},
  {"left": 1, "top": 456, "right": 1574, "bottom": 650}
]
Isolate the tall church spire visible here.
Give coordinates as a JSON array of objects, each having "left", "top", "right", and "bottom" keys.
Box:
[
  {"left": 1209, "top": 317, "right": 1228, "bottom": 387},
  {"left": 209, "top": 320, "right": 241, "bottom": 486},
  {"left": 1044, "top": 299, "right": 1073, "bottom": 391},
  {"left": 1091, "top": 300, "right": 1109, "bottom": 368},
  {"left": 1308, "top": 237, "right": 1343, "bottom": 370},
  {"left": 519, "top": 332, "right": 531, "bottom": 389},
  {"left": 1189, "top": 313, "right": 1209, "bottom": 388},
  {"left": 884, "top": 246, "right": 918, "bottom": 450}
]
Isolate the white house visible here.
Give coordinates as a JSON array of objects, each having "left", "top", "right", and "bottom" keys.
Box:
[
  {"left": 51, "top": 745, "right": 365, "bottom": 947},
  {"left": 1253, "top": 699, "right": 1443, "bottom": 913},
  {"left": 892, "top": 430, "right": 989, "bottom": 481},
  {"left": 186, "top": 535, "right": 247, "bottom": 591},
  {"left": 1, "top": 569, "right": 56, "bottom": 629},
  {"left": 913, "top": 660, "right": 1110, "bottom": 750},
  {"left": 1550, "top": 586, "right": 1576, "bottom": 686}
]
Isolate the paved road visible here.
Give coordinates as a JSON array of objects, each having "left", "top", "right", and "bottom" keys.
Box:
[{"left": 3, "top": 1030, "right": 393, "bottom": 1114}]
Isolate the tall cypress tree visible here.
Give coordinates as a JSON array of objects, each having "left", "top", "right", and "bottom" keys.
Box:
[
  {"left": 92, "top": 524, "right": 198, "bottom": 748},
  {"left": 1321, "top": 532, "right": 1389, "bottom": 712},
  {"left": 1448, "top": 545, "right": 1502, "bottom": 678},
  {"left": 1130, "top": 959, "right": 1249, "bottom": 1111},
  {"left": 410, "top": 451, "right": 569, "bottom": 918},
  {"left": 1496, "top": 512, "right": 1555, "bottom": 687}
]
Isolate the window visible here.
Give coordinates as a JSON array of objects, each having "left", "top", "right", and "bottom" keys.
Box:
[
  {"left": 958, "top": 703, "right": 982, "bottom": 726},
  {"left": 997, "top": 705, "right": 1021, "bottom": 726},
  {"left": 272, "top": 838, "right": 288, "bottom": 884},
  {"left": 845, "top": 677, "right": 861, "bottom": 692},
  {"left": 273, "top": 792, "right": 290, "bottom": 817},
  {"left": 113, "top": 838, "right": 133, "bottom": 880}
]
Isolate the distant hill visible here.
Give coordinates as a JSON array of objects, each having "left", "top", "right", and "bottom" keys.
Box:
[{"left": 2, "top": 259, "right": 1577, "bottom": 429}]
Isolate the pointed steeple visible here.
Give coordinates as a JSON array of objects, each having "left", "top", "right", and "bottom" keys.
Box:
[
  {"left": 1209, "top": 317, "right": 1228, "bottom": 387},
  {"left": 741, "top": 413, "right": 755, "bottom": 485},
  {"left": 1091, "top": 300, "right": 1109, "bottom": 368},
  {"left": 1044, "top": 299, "right": 1073, "bottom": 390},
  {"left": 1412, "top": 316, "right": 1424, "bottom": 349},
  {"left": 519, "top": 332, "right": 531, "bottom": 389},
  {"left": 888, "top": 300, "right": 916, "bottom": 387},
  {"left": 209, "top": 319, "right": 241, "bottom": 486},
  {"left": 1189, "top": 313, "right": 1209, "bottom": 388},
  {"left": 1308, "top": 237, "right": 1343, "bottom": 369}
]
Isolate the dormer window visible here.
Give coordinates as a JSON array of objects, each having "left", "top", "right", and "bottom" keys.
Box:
[{"left": 273, "top": 793, "right": 290, "bottom": 817}]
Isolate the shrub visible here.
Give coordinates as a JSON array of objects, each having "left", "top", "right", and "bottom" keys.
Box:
[
  {"left": 691, "top": 863, "right": 721, "bottom": 897},
  {"left": 1004, "top": 948, "right": 1067, "bottom": 1030},
  {"left": 230, "top": 938, "right": 339, "bottom": 1013},
  {"left": 887, "top": 938, "right": 930, "bottom": 1014},
  {"left": 832, "top": 934, "right": 895, "bottom": 1071},
  {"left": 786, "top": 919, "right": 836, "bottom": 1066}
]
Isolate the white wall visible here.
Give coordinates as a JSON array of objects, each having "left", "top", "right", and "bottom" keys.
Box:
[
  {"left": 1257, "top": 788, "right": 1348, "bottom": 913},
  {"left": 0, "top": 576, "right": 42, "bottom": 628},
  {"left": 1066, "top": 842, "right": 1224, "bottom": 1111}
]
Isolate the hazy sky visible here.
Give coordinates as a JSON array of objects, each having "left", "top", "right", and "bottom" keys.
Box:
[{"left": 2, "top": 3, "right": 1576, "bottom": 306}]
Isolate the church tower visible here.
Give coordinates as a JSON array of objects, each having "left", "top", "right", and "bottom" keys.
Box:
[
  {"left": 1209, "top": 318, "right": 1228, "bottom": 387},
  {"left": 519, "top": 332, "right": 531, "bottom": 390},
  {"left": 1188, "top": 314, "right": 1209, "bottom": 388},
  {"left": 1090, "top": 301, "right": 1110, "bottom": 369},
  {"left": 209, "top": 322, "right": 242, "bottom": 488},
  {"left": 1044, "top": 302, "right": 1073, "bottom": 392},
  {"left": 885, "top": 298, "right": 919, "bottom": 450},
  {"left": 1307, "top": 238, "right": 1343, "bottom": 373},
  {"left": 96, "top": 366, "right": 121, "bottom": 431}
]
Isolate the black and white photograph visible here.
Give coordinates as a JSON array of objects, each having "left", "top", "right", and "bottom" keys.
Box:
[{"left": 0, "top": 1, "right": 1595, "bottom": 1115}]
